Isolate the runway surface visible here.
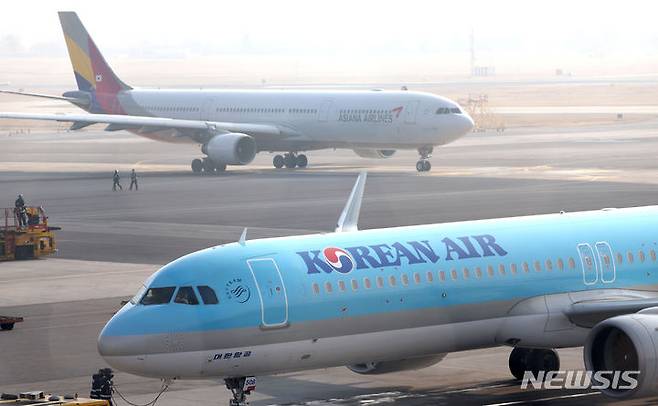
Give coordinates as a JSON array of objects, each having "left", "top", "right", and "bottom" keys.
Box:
[{"left": 2, "top": 121, "right": 658, "bottom": 404}]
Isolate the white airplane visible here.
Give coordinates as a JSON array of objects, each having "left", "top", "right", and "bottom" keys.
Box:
[{"left": 0, "top": 12, "right": 473, "bottom": 173}]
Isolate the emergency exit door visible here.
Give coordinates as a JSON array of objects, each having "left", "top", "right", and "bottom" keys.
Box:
[
  {"left": 404, "top": 100, "right": 419, "bottom": 124},
  {"left": 247, "top": 258, "right": 289, "bottom": 328}
]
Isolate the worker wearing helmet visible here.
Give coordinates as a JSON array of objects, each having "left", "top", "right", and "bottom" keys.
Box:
[{"left": 14, "top": 194, "right": 27, "bottom": 227}]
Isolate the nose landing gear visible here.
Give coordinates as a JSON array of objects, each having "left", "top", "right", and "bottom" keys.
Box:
[
  {"left": 416, "top": 146, "right": 433, "bottom": 172},
  {"left": 225, "top": 376, "right": 256, "bottom": 406},
  {"left": 273, "top": 152, "right": 308, "bottom": 169}
]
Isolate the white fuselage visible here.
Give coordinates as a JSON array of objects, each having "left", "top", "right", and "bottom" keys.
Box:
[{"left": 119, "top": 89, "right": 473, "bottom": 151}]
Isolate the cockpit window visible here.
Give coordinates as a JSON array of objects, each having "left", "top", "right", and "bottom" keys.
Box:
[
  {"left": 130, "top": 285, "right": 147, "bottom": 305},
  {"left": 197, "top": 285, "right": 219, "bottom": 304},
  {"left": 174, "top": 286, "right": 199, "bottom": 305},
  {"left": 436, "top": 107, "right": 463, "bottom": 115},
  {"left": 140, "top": 287, "right": 175, "bottom": 305}
]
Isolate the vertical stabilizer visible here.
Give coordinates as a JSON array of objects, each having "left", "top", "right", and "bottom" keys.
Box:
[
  {"left": 335, "top": 172, "right": 367, "bottom": 233},
  {"left": 58, "top": 11, "right": 131, "bottom": 113}
]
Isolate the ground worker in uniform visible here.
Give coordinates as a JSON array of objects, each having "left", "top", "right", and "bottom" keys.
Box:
[
  {"left": 129, "top": 169, "right": 138, "bottom": 191},
  {"left": 14, "top": 194, "right": 27, "bottom": 227},
  {"left": 112, "top": 170, "right": 123, "bottom": 191}
]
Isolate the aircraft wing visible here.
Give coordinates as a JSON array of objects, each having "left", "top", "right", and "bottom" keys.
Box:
[
  {"left": 0, "top": 112, "right": 287, "bottom": 141},
  {"left": 0, "top": 89, "right": 82, "bottom": 103},
  {"left": 566, "top": 296, "right": 658, "bottom": 328}
]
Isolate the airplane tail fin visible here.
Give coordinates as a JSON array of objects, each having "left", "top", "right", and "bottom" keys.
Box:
[{"left": 58, "top": 11, "right": 131, "bottom": 113}]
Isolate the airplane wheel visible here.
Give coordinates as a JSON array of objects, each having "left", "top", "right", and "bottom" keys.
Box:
[
  {"left": 508, "top": 347, "right": 530, "bottom": 380},
  {"left": 202, "top": 158, "right": 216, "bottom": 173},
  {"left": 423, "top": 160, "right": 431, "bottom": 171},
  {"left": 273, "top": 155, "right": 284, "bottom": 169},
  {"left": 284, "top": 154, "right": 297, "bottom": 169},
  {"left": 509, "top": 348, "right": 559, "bottom": 381},
  {"left": 416, "top": 160, "right": 425, "bottom": 172},
  {"left": 191, "top": 158, "right": 203, "bottom": 173},
  {"left": 296, "top": 154, "right": 308, "bottom": 168}
]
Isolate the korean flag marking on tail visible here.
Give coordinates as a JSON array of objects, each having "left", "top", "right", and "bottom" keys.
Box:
[{"left": 323, "top": 247, "right": 355, "bottom": 273}]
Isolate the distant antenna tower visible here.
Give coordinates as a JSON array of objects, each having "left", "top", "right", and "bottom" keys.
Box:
[{"left": 470, "top": 29, "right": 475, "bottom": 77}]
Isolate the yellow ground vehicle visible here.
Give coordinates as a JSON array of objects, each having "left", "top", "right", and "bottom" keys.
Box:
[{"left": 0, "top": 207, "right": 60, "bottom": 261}]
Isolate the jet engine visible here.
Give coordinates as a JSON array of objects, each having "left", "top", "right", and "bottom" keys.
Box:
[
  {"left": 584, "top": 313, "right": 658, "bottom": 399},
  {"left": 352, "top": 149, "right": 396, "bottom": 159},
  {"left": 202, "top": 133, "right": 256, "bottom": 165},
  {"left": 347, "top": 354, "right": 445, "bottom": 375}
]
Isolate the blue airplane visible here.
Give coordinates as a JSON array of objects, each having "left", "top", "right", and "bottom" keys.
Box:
[{"left": 98, "top": 173, "right": 658, "bottom": 405}]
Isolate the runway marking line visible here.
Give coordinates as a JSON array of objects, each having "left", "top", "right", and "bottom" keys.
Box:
[{"left": 483, "top": 391, "right": 600, "bottom": 406}]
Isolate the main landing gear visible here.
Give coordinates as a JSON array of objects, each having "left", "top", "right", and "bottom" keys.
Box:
[
  {"left": 191, "top": 157, "right": 226, "bottom": 174},
  {"left": 273, "top": 152, "right": 308, "bottom": 169},
  {"left": 508, "top": 347, "right": 560, "bottom": 381},
  {"left": 225, "top": 376, "right": 256, "bottom": 406},
  {"left": 416, "top": 146, "right": 433, "bottom": 172}
]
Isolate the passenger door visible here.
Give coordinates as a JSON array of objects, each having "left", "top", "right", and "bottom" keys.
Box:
[
  {"left": 404, "top": 100, "right": 419, "bottom": 124},
  {"left": 576, "top": 243, "right": 598, "bottom": 285},
  {"left": 247, "top": 258, "right": 289, "bottom": 328}
]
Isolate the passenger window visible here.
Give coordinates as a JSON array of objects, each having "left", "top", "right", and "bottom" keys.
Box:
[
  {"left": 568, "top": 257, "right": 576, "bottom": 269},
  {"left": 312, "top": 283, "right": 320, "bottom": 295},
  {"left": 463, "top": 268, "right": 470, "bottom": 279},
  {"left": 426, "top": 271, "right": 434, "bottom": 282},
  {"left": 651, "top": 249, "right": 657, "bottom": 262},
  {"left": 325, "top": 282, "right": 333, "bottom": 293},
  {"left": 510, "top": 263, "right": 518, "bottom": 274},
  {"left": 377, "top": 276, "right": 384, "bottom": 288},
  {"left": 487, "top": 265, "right": 494, "bottom": 277},
  {"left": 557, "top": 258, "right": 564, "bottom": 270},
  {"left": 389, "top": 275, "right": 397, "bottom": 286},
  {"left": 523, "top": 262, "right": 530, "bottom": 273},
  {"left": 197, "top": 285, "right": 218, "bottom": 304},
  {"left": 498, "top": 264, "right": 505, "bottom": 275},
  {"left": 475, "top": 267, "right": 483, "bottom": 278},
  {"left": 439, "top": 271, "right": 446, "bottom": 282},
  {"left": 140, "top": 287, "right": 175, "bottom": 305},
  {"left": 616, "top": 253, "right": 623, "bottom": 265},
  {"left": 338, "top": 280, "right": 346, "bottom": 292},
  {"left": 534, "top": 261, "right": 541, "bottom": 272},
  {"left": 546, "top": 259, "right": 553, "bottom": 271},
  {"left": 402, "top": 274, "right": 409, "bottom": 286},
  {"left": 450, "top": 269, "right": 458, "bottom": 280},
  {"left": 174, "top": 286, "right": 199, "bottom": 305},
  {"left": 364, "top": 278, "right": 372, "bottom": 289},
  {"left": 351, "top": 279, "right": 359, "bottom": 290},
  {"left": 414, "top": 273, "right": 421, "bottom": 284},
  {"left": 639, "top": 250, "right": 646, "bottom": 263},
  {"left": 627, "top": 252, "right": 634, "bottom": 264}
]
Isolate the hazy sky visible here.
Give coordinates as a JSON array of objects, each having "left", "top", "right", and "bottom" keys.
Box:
[{"left": 2, "top": 0, "right": 658, "bottom": 75}]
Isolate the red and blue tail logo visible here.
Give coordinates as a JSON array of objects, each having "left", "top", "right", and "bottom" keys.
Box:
[{"left": 323, "top": 247, "right": 355, "bottom": 274}]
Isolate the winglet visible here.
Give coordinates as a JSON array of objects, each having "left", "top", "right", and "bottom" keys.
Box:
[
  {"left": 335, "top": 172, "right": 367, "bottom": 233},
  {"left": 239, "top": 227, "right": 248, "bottom": 246}
]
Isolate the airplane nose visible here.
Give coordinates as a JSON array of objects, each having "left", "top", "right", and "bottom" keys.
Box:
[{"left": 462, "top": 113, "right": 475, "bottom": 133}]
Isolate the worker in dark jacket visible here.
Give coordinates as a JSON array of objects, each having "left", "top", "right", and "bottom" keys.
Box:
[
  {"left": 129, "top": 169, "right": 138, "bottom": 191},
  {"left": 14, "top": 194, "right": 27, "bottom": 227},
  {"left": 112, "top": 170, "right": 123, "bottom": 191}
]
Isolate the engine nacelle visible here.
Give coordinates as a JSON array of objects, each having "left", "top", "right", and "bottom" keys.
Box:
[
  {"left": 347, "top": 354, "right": 445, "bottom": 375},
  {"left": 202, "top": 133, "right": 256, "bottom": 165},
  {"left": 584, "top": 313, "right": 658, "bottom": 399},
  {"left": 352, "top": 149, "right": 396, "bottom": 159}
]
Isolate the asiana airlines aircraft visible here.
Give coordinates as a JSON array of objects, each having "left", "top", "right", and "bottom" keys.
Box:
[
  {"left": 0, "top": 12, "right": 474, "bottom": 173},
  {"left": 99, "top": 172, "right": 658, "bottom": 405}
]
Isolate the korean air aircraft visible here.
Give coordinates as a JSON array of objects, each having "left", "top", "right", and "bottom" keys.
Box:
[
  {"left": 0, "top": 12, "right": 473, "bottom": 173},
  {"left": 99, "top": 172, "right": 658, "bottom": 405}
]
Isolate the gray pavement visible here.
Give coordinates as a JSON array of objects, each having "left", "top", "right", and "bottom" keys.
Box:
[{"left": 3, "top": 122, "right": 658, "bottom": 404}]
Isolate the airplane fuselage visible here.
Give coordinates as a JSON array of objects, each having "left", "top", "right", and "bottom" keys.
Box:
[
  {"left": 115, "top": 89, "right": 472, "bottom": 151},
  {"left": 98, "top": 205, "right": 658, "bottom": 379}
]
